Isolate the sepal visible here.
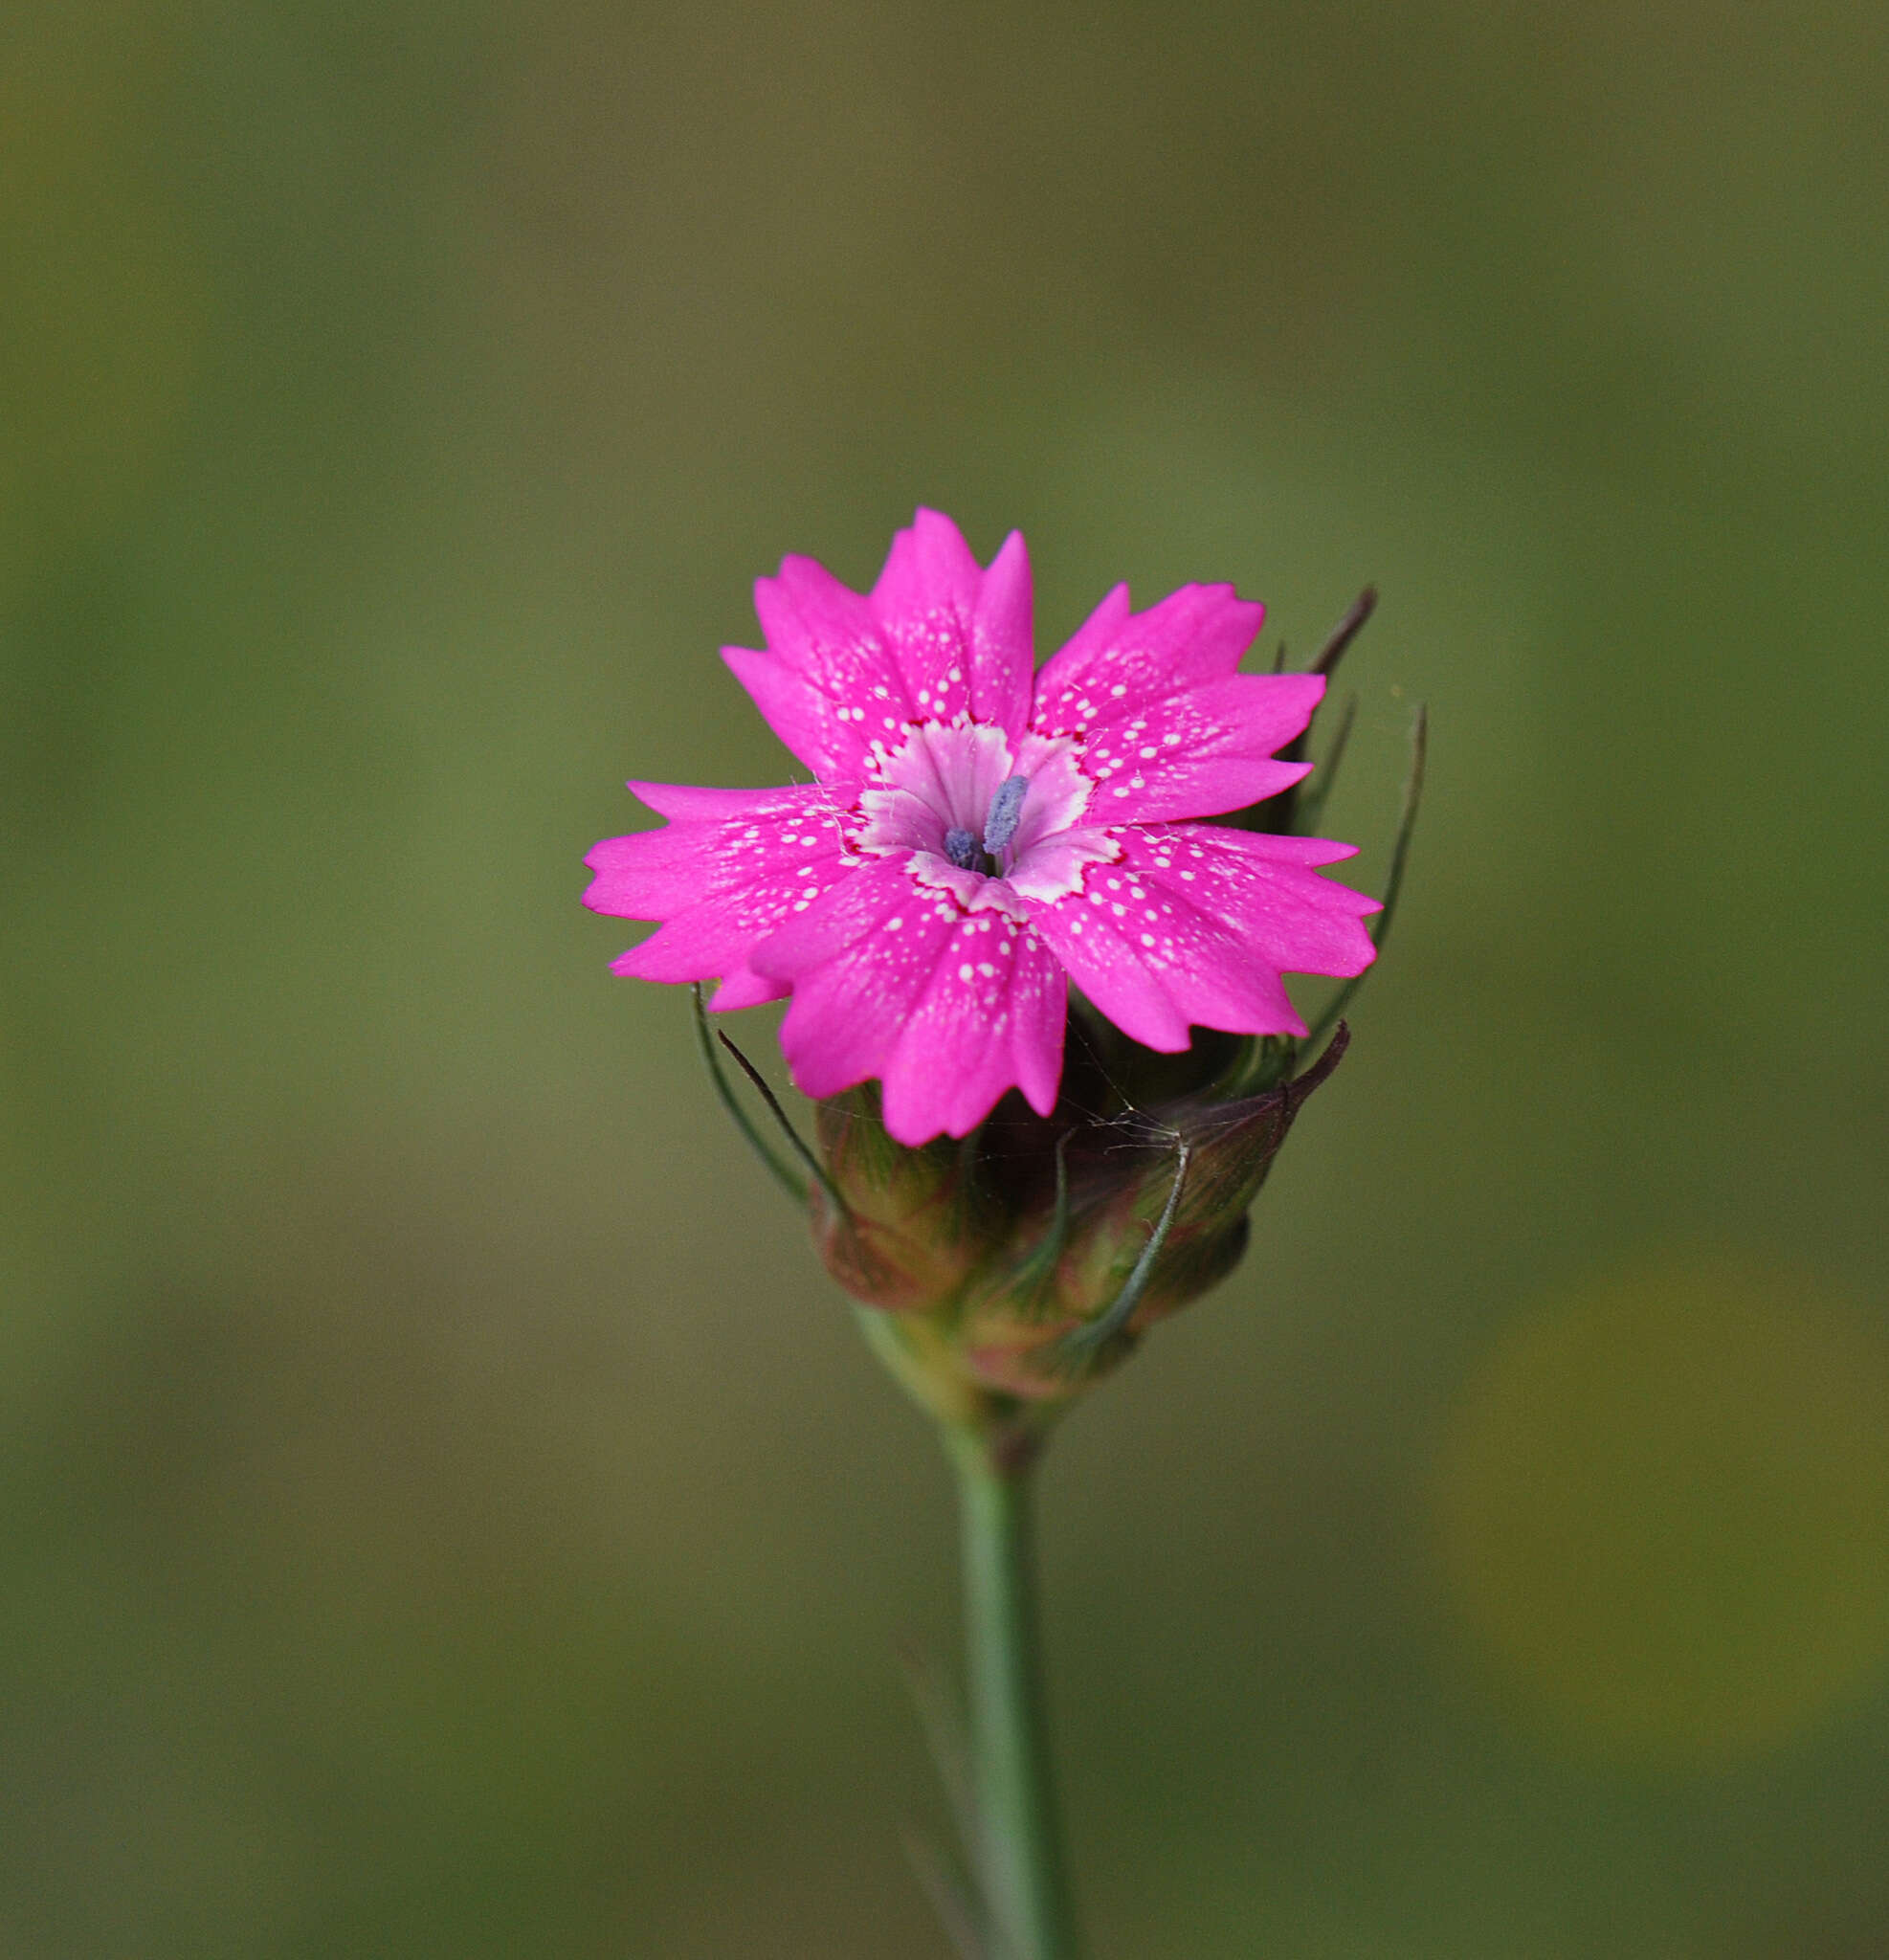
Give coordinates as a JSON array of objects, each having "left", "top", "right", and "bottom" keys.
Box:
[
  {"left": 955, "top": 1025, "right": 1351, "bottom": 1400},
  {"left": 803, "top": 1027, "right": 1353, "bottom": 1421},
  {"left": 811, "top": 1087, "right": 1006, "bottom": 1314}
]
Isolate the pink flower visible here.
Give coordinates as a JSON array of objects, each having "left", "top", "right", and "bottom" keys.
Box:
[{"left": 586, "top": 511, "right": 1379, "bottom": 1146}]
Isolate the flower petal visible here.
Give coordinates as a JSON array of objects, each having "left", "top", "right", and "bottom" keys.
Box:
[
  {"left": 720, "top": 648, "right": 852, "bottom": 782},
  {"left": 724, "top": 517, "right": 1034, "bottom": 780},
  {"left": 1032, "top": 579, "right": 1323, "bottom": 824},
  {"left": 878, "top": 914, "right": 1065, "bottom": 1143},
  {"left": 1033, "top": 581, "right": 1266, "bottom": 712},
  {"left": 1023, "top": 822, "right": 1379, "bottom": 1050},
  {"left": 753, "top": 857, "right": 1066, "bottom": 1142},
  {"left": 724, "top": 554, "right": 913, "bottom": 778},
  {"left": 585, "top": 782, "right": 858, "bottom": 1005},
  {"left": 871, "top": 509, "right": 1033, "bottom": 735},
  {"left": 1074, "top": 671, "right": 1322, "bottom": 823}
]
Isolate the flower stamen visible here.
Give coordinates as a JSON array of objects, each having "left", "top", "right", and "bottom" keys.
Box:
[
  {"left": 983, "top": 774, "right": 1031, "bottom": 858},
  {"left": 944, "top": 827, "right": 982, "bottom": 872}
]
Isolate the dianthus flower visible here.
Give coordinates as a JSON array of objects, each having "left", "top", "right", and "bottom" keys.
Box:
[{"left": 585, "top": 510, "right": 1379, "bottom": 1145}]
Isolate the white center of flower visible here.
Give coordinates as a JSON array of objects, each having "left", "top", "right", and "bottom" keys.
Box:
[{"left": 852, "top": 717, "right": 1117, "bottom": 910}]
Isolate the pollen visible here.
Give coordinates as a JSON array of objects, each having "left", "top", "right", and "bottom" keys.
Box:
[{"left": 983, "top": 774, "right": 1030, "bottom": 855}]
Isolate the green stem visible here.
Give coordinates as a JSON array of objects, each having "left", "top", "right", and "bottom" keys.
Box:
[{"left": 945, "top": 1426, "right": 1081, "bottom": 1960}]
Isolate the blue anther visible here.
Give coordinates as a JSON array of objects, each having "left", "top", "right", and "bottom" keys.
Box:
[
  {"left": 943, "top": 827, "right": 980, "bottom": 871},
  {"left": 982, "top": 774, "right": 1030, "bottom": 856}
]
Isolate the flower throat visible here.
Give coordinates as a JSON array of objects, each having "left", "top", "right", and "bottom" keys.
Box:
[{"left": 944, "top": 773, "right": 1031, "bottom": 876}]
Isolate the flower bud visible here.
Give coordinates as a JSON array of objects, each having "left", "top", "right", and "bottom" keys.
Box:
[{"left": 809, "top": 1026, "right": 1352, "bottom": 1421}]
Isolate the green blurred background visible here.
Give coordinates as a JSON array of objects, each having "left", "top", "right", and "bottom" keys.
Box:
[{"left": 6, "top": 1, "right": 1888, "bottom": 1953}]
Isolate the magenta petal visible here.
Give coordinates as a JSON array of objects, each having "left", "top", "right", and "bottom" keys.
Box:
[
  {"left": 629, "top": 780, "right": 808, "bottom": 822},
  {"left": 878, "top": 921, "right": 1065, "bottom": 1142},
  {"left": 720, "top": 648, "right": 845, "bottom": 779},
  {"left": 755, "top": 553, "right": 898, "bottom": 696},
  {"left": 1025, "top": 822, "right": 1378, "bottom": 1050},
  {"left": 1033, "top": 587, "right": 1320, "bottom": 824},
  {"left": 872, "top": 508, "right": 981, "bottom": 614},
  {"left": 869, "top": 509, "right": 1034, "bottom": 735},
  {"left": 749, "top": 855, "right": 908, "bottom": 980},
  {"left": 1033, "top": 583, "right": 1267, "bottom": 726},
  {"left": 967, "top": 528, "right": 1034, "bottom": 735},
  {"left": 586, "top": 784, "right": 856, "bottom": 1004},
  {"left": 1145, "top": 823, "right": 1382, "bottom": 969},
  {"left": 1023, "top": 899, "right": 1198, "bottom": 1052},
  {"left": 754, "top": 859, "right": 943, "bottom": 1093},
  {"left": 703, "top": 966, "right": 790, "bottom": 1012},
  {"left": 755, "top": 858, "right": 1065, "bottom": 1142},
  {"left": 1086, "top": 754, "right": 1312, "bottom": 826},
  {"left": 732, "top": 552, "right": 920, "bottom": 778},
  {"left": 1049, "top": 663, "right": 1325, "bottom": 824}
]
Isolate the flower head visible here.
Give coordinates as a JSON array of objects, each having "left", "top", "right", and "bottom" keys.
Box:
[{"left": 585, "top": 510, "right": 1379, "bottom": 1146}]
